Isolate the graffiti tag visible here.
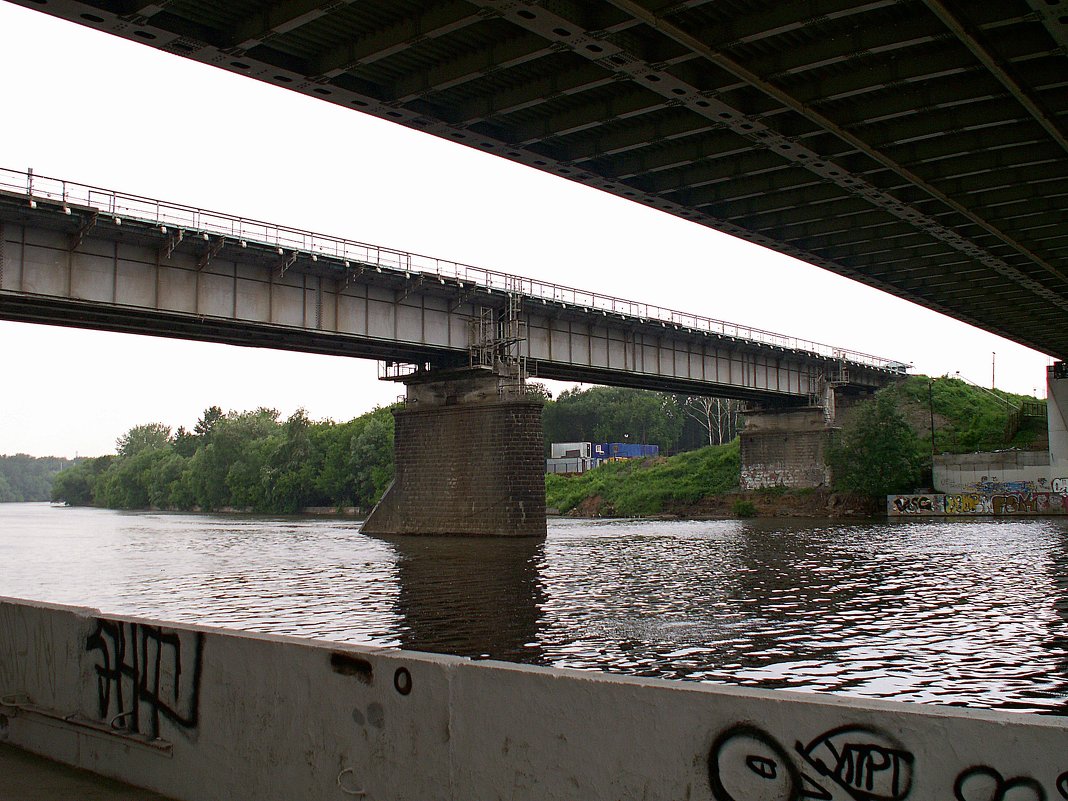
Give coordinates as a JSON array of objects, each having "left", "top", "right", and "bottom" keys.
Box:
[
  {"left": 888, "top": 495, "right": 944, "bottom": 515},
  {"left": 798, "top": 726, "right": 913, "bottom": 801},
  {"left": 709, "top": 724, "right": 913, "bottom": 801},
  {"left": 955, "top": 766, "right": 1045, "bottom": 801},
  {"left": 85, "top": 619, "right": 204, "bottom": 740}
]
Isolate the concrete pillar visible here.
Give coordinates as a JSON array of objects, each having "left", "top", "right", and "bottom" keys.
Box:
[
  {"left": 1049, "top": 361, "right": 1068, "bottom": 473},
  {"left": 739, "top": 406, "right": 835, "bottom": 489},
  {"left": 361, "top": 368, "right": 546, "bottom": 537}
]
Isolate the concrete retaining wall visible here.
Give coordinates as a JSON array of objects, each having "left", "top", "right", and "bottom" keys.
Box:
[
  {"left": 933, "top": 450, "right": 1056, "bottom": 494},
  {"left": 1050, "top": 363, "right": 1068, "bottom": 472},
  {"left": 888, "top": 492, "right": 1068, "bottom": 515},
  {"left": 3, "top": 597, "right": 1068, "bottom": 801}
]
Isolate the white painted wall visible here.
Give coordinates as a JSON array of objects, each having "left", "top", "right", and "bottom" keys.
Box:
[{"left": 2, "top": 597, "right": 1068, "bottom": 801}]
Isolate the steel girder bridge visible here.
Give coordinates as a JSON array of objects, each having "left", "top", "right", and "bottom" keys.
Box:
[
  {"left": 7, "top": 0, "right": 1068, "bottom": 359},
  {"left": 0, "top": 168, "right": 899, "bottom": 402}
]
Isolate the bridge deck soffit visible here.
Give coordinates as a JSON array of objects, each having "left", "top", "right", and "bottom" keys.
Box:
[{"left": 8, "top": 0, "right": 1068, "bottom": 359}]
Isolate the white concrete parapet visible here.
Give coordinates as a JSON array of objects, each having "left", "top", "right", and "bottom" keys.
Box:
[{"left": 2, "top": 596, "right": 1067, "bottom": 801}]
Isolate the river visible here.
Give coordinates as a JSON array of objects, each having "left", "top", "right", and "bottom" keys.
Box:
[{"left": 2, "top": 502, "right": 1067, "bottom": 714}]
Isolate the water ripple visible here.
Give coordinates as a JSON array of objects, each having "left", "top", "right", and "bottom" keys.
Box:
[{"left": 2, "top": 505, "right": 1067, "bottom": 712}]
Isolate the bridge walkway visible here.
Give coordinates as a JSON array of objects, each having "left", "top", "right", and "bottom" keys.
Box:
[{"left": 0, "top": 743, "right": 176, "bottom": 801}]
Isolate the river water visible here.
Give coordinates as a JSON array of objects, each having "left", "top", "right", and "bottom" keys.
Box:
[{"left": 2, "top": 502, "right": 1067, "bottom": 714}]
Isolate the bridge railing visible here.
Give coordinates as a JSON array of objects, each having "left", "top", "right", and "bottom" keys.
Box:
[{"left": 1, "top": 167, "right": 907, "bottom": 372}]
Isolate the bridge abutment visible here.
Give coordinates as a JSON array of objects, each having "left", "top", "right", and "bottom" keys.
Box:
[
  {"left": 739, "top": 385, "right": 867, "bottom": 490},
  {"left": 361, "top": 369, "right": 546, "bottom": 537},
  {"left": 739, "top": 406, "right": 836, "bottom": 489}
]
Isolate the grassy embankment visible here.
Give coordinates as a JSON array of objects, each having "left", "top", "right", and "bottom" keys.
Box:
[
  {"left": 546, "top": 375, "right": 1048, "bottom": 517},
  {"left": 545, "top": 440, "right": 740, "bottom": 517},
  {"left": 883, "top": 375, "right": 1046, "bottom": 453}
]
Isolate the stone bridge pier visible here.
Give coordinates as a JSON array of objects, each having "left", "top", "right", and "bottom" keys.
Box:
[
  {"left": 360, "top": 367, "right": 546, "bottom": 537},
  {"left": 739, "top": 383, "right": 868, "bottom": 490}
]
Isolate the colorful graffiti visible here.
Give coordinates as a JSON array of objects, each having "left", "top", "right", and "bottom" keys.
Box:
[
  {"left": 889, "top": 493, "right": 1068, "bottom": 516},
  {"left": 888, "top": 495, "right": 945, "bottom": 515},
  {"left": 969, "top": 479, "right": 1047, "bottom": 494},
  {"left": 945, "top": 494, "right": 990, "bottom": 515},
  {"left": 1053, "top": 477, "right": 1068, "bottom": 494}
]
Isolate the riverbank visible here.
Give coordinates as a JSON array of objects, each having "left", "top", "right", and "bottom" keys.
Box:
[
  {"left": 545, "top": 442, "right": 884, "bottom": 519},
  {"left": 556, "top": 486, "right": 883, "bottom": 519}
]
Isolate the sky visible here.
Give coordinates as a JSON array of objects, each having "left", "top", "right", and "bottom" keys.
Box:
[{"left": 0, "top": 3, "right": 1055, "bottom": 458}]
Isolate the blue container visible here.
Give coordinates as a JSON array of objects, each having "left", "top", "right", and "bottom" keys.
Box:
[{"left": 597, "top": 442, "right": 658, "bottom": 458}]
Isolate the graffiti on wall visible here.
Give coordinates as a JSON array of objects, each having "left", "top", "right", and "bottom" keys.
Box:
[
  {"left": 1053, "top": 477, "right": 1068, "bottom": 494},
  {"left": 709, "top": 723, "right": 1064, "bottom": 801},
  {"left": 968, "top": 479, "right": 1046, "bottom": 494},
  {"left": 945, "top": 493, "right": 991, "bottom": 515},
  {"left": 888, "top": 495, "right": 945, "bottom": 515},
  {"left": 889, "top": 493, "right": 1068, "bottom": 516},
  {"left": 85, "top": 619, "right": 204, "bottom": 740}
]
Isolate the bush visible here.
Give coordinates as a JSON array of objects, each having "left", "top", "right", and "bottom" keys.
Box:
[
  {"left": 828, "top": 392, "right": 924, "bottom": 498},
  {"left": 732, "top": 499, "right": 757, "bottom": 518}
]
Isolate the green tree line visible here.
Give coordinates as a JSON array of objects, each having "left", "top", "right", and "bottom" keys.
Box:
[
  {"left": 0, "top": 454, "right": 74, "bottom": 502},
  {"left": 829, "top": 375, "right": 1045, "bottom": 498},
  {"left": 51, "top": 385, "right": 737, "bottom": 513},
  {"left": 51, "top": 374, "right": 1035, "bottom": 514},
  {"left": 52, "top": 405, "right": 395, "bottom": 514}
]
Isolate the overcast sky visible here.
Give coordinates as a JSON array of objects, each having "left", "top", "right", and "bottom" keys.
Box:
[{"left": 0, "top": 3, "right": 1054, "bottom": 458}]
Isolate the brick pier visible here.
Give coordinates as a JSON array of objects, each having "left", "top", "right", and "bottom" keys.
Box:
[{"left": 361, "top": 369, "right": 546, "bottom": 537}]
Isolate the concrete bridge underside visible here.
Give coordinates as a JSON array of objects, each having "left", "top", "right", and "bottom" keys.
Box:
[{"left": 10, "top": 0, "right": 1068, "bottom": 360}]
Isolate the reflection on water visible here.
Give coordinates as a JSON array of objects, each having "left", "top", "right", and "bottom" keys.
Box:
[
  {"left": 2, "top": 503, "right": 1067, "bottom": 713},
  {"left": 388, "top": 535, "right": 544, "bottom": 662}
]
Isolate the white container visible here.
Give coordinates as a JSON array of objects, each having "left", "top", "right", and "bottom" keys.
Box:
[{"left": 550, "top": 441, "right": 591, "bottom": 459}]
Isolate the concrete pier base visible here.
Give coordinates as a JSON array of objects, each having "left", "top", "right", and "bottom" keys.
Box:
[{"left": 361, "top": 369, "right": 545, "bottom": 537}]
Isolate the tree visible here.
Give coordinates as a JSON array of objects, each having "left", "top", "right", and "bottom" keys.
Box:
[
  {"left": 0, "top": 454, "right": 76, "bottom": 501},
  {"left": 261, "top": 409, "right": 316, "bottom": 513},
  {"left": 0, "top": 473, "right": 16, "bottom": 503},
  {"left": 543, "top": 387, "right": 683, "bottom": 453},
  {"left": 828, "top": 392, "right": 924, "bottom": 498},
  {"left": 173, "top": 426, "right": 198, "bottom": 458},
  {"left": 194, "top": 406, "right": 224, "bottom": 438},
  {"left": 51, "top": 456, "right": 113, "bottom": 506},
  {"left": 350, "top": 408, "right": 395, "bottom": 507},
  {"left": 682, "top": 396, "right": 743, "bottom": 446},
  {"left": 525, "top": 382, "right": 552, "bottom": 401},
  {"left": 116, "top": 423, "right": 171, "bottom": 457}
]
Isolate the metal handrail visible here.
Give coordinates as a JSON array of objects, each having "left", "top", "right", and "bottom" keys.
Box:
[{"left": 3, "top": 166, "right": 907, "bottom": 371}]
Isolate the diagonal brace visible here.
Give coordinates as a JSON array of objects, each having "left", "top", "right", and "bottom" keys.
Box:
[
  {"left": 197, "top": 236, "right": 227, "bottom": 270},
  {"left": 69, "top": 210, "right": 99, "bottom": 252}
]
